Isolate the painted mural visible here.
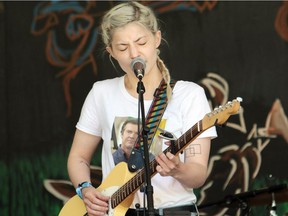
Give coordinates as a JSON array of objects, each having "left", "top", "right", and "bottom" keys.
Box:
[{"left": 1, "top": 1, "right": 288, "bottom": 216}]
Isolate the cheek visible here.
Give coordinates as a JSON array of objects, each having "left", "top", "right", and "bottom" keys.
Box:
[
  {"left": 146, "top": 50, "right": 158, "bottom": 66},
  {"left": 112, "top": 51, "right": 129, "bottom": 67},
  {"left": 116, "top": 58, "right": 134, "bottom": 74}
]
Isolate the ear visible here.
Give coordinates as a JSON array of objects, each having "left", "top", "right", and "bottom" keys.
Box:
[
  {"left": 106, "top": 46, "right": 115, "bottom": 58},
  {"left": 155, "top": 30, "right": 162, "bottom": 48}
]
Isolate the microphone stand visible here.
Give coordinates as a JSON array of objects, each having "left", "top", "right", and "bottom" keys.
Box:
[
  {"left": 269, "top": 192, "right": 277, "bottom": 216},
  {"left": 136, "top": 78, "right": 156, "bottom": 216}
]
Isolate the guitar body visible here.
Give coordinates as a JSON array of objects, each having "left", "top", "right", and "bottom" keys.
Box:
[{"left": 59, "top": 162, "right": 137, "bottom": 216}]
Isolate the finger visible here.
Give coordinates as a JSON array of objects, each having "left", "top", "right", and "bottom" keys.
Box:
[
  {"left": 96, "top": 192, "right": 110, "bottom": 202},
  {"left": 156, "top": 157, "right": 171, "bottom": 174},
  {"left": 166, "top": 152, "right": 174, "bottom": 160},
  {"left": 86, "top": 202, "right": 108, "bottom": 216},
  {"left": 158, "top": 152, "right": 170, "bottom": 162},
  {"left": 92, "top": 195, "right": 109, "bottom": 207},
  {"left": 84, "top": 194, "right": 109, "bottom": 215},
  {"left": 159, "top": 152, "right": 174, "bottom": 168},
  {"left": 156, "top": 165, "right": 167, "bottom": 176},
  {"left": 166, "top": 152, "right": 180, "bottom": 167},
  {"left": 164, "top": 140, "right": 171, "bottom": 146},
  {"left": 155, "top": 154, "right": 169, "bottom": 169},
  {"left": 85, "top": 190, "right": 109, "bottom": 207},
  {"left": 156, "top": 165, "right": 161, "bottom": 172}
]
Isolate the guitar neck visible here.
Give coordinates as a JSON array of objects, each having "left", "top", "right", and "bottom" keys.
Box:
[{"left": 110, "top": 120, "right": 203, "bottom": 208}]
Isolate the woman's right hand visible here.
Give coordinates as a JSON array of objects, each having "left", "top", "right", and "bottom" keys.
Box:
[{"left": 82, "top": 187, "right": 110, "bottom": 216}]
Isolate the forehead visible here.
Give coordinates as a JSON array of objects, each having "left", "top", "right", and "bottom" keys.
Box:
[
  {"left": 124, "top": 122, "right": 138, "bottom": 129},
  {"left": 111, "top": 22, "right": 152, "bottom": 44}
]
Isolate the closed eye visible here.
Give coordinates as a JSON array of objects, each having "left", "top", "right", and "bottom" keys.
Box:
[
  {"left": 138, "top": 42, "right": 147, "bottom": 46},
  {"left": 119, "top": 47, "right": 128, "bottom": 51},
  {"left": 137, "top": 37, "right": 147, "bottom": 45},
  {"left": 117, "top": 44, "right": 128, "bottom": 51}
]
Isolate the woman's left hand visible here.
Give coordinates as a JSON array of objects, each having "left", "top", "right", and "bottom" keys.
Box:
[{"left": 155, "top": 152, "right": 181, "bottom": 177}]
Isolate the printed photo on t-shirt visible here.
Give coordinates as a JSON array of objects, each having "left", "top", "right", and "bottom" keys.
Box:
[{"left": 110, "top": 116, "right": 167, "bottom": 169}]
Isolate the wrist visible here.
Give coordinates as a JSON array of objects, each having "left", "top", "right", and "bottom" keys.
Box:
[{"left": 76, "top": 181, "right": 93, "bottom": 199}]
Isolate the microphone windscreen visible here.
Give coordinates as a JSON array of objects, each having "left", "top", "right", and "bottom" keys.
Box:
[{"left": 130, "top": 57, "right": 146, "bottom": 71}]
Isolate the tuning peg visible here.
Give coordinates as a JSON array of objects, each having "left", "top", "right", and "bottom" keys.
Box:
[{"left": 236, "top": 97, "right": 243, "bottom": 102}]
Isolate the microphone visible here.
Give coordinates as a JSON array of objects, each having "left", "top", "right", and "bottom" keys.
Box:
[{"left": 130, "top": 57, "right": 146, "bottom": 79}]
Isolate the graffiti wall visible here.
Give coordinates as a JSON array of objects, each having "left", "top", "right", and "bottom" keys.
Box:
[{"left": 0, "top": 1, "right": 288, "bottom": 216}]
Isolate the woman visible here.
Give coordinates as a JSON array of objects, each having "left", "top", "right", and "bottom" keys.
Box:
[{"left": 67, "top": 1, "right": 217, "bottom": 216}]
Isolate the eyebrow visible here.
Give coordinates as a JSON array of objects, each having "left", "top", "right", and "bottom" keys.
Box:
[{"left": 115, "top": 36, "right": 147, "bottom": 46}]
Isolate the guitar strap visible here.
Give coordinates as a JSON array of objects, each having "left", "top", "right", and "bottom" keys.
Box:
[{"left": 127, "top": 79, "right": 177, "bottom": 172}]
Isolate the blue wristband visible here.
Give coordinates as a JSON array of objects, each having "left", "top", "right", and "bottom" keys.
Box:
[{"left": 76, "top": 181, "right": 92, "bottom": 199}]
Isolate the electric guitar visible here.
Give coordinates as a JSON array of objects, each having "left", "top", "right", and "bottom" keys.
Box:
[{"left": 59, "top": 98, "right": 242, "bottom": 216}]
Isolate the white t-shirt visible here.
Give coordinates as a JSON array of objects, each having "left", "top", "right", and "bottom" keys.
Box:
[{"left": 76, "top": 76, "right": 217, "bottom": 209}]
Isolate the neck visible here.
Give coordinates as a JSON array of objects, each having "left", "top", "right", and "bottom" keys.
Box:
[{"left": 124, "top": 72, "right": 163, "bottom": 100}]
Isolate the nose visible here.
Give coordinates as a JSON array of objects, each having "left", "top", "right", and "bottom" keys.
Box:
[
  {"left": 129, "top": 45, "right": 139, "bottom": 59},
  {"left": 130, "top": 132, "right": 138, "bottom": 139}
]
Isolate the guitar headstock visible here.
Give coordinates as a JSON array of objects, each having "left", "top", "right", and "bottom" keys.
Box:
[{"left": 202, "top": 97, "right": 242, "bottom": 130}]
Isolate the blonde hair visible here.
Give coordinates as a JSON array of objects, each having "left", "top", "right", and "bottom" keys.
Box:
[{"left": 100, "top": 1, "right": 173, "bottom": 100}]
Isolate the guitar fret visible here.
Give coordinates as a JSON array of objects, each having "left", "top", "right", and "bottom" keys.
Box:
[
  {"left": 128, "top": 182, "right": 131, "bottom": 194},
  {"left": 177, "top": 140, "right": 181, "bottom": 151},
  {"left": 183, "top": 132, "right": 186, "bottom": 144},
  {"left": 189, "top": 127, "right": 193, "bottom": 140},
  {"left": 116, "top": 193, "right": 120, "bottom": 204},
  {"left": 139, "top": 171, "right": 143, "bottom": 184},
  {"left": 132, "top": 176, "right": 136, "bottom": 190},
  {"left": 122, "top": 186, "right": 126, "bottom": 200},
  {"left": 111, "top": 197, "right": 115, "bottom": 208},
  {"left": 180, "top": 137, "right": 184, "bottom": 145},
  {"left": 151, "top": 161, "right": 156, "bottom": 172},
  {"left": 121, "top": 188, "right": 125, "bottom": 200},
  {"left": 111, "top": 194, "right": 118, "bottom": 208},
  {"left": 130, "top": 178, "right": 135, "bottom": 191},
  {"left": 127, "top": 179, "right": 132, "bottom": 193}
]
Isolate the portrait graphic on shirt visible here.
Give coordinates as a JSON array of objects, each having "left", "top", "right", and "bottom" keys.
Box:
[{"left": 111, "top": 116, "right": 167, "bottom": 168}]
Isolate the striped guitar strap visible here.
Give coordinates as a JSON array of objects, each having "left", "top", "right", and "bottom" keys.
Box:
[{"left": 127, "top": 79, "right": 177, "bottom": 172}]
